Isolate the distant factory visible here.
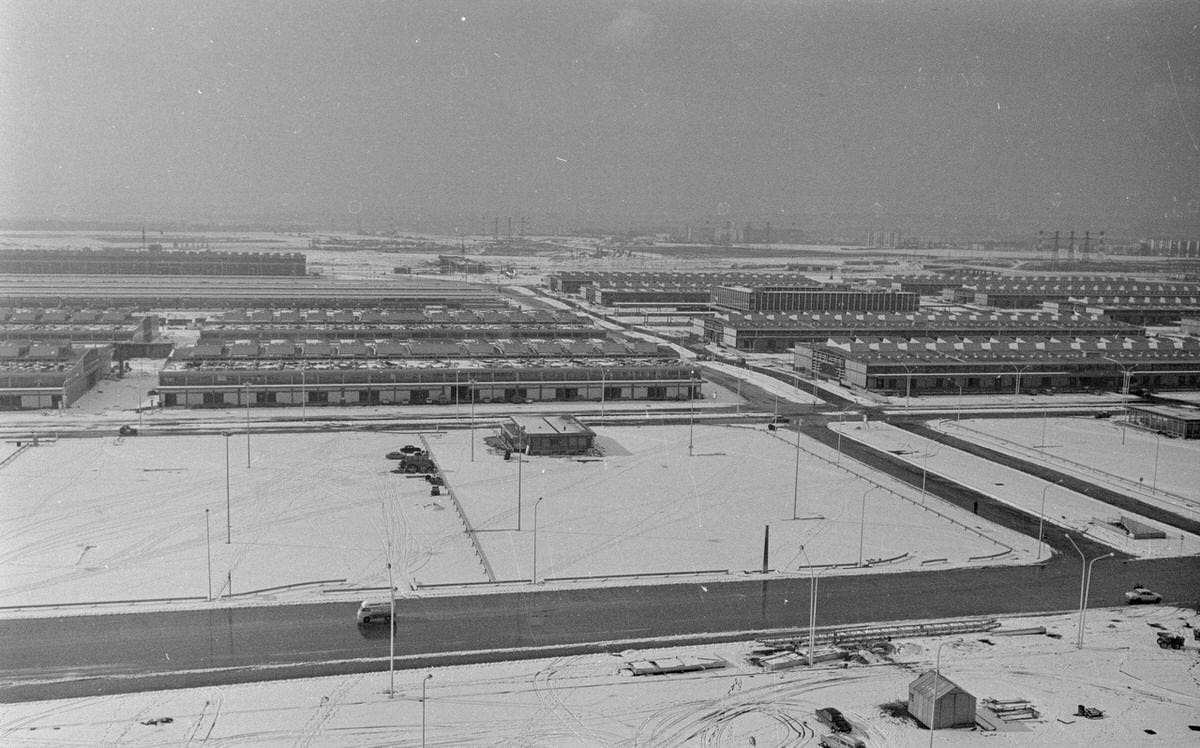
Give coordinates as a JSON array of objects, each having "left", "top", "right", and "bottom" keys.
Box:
[{"left": 0, "top": 247, "right": 307, "bottom": 276}]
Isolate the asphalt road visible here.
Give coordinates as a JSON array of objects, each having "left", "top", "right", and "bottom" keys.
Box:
[
  {"left": 4, "top": 372, "right": 1197, "bottom": 704},
  {"left": 2, "top": 553, "right": 1197, "bottom": 703}
]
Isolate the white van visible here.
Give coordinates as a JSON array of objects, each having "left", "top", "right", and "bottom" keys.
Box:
[
  {"left": 819, "top": 733, "right": 866, "bottom": 748},
  {"left": 356, "top": 600, "right": 392, "bottom": 625}
]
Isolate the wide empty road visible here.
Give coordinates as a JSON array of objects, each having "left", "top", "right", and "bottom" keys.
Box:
[{"left": 2, "top": 550, "right": 1197, "bottom": 703}]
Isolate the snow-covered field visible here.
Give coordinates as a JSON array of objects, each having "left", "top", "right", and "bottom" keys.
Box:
[
  {"left": 0, "top": 424, "right": 1035, "bottom": 612},
  {"left": 830, "top": 420, "right": 1200, "bottom": 558},
  {"left": 935, "top": 416, "right": 1200, "bottom": 505},
  {"left": 3, "top": 606, "right": 1196, "bottom": 746}
]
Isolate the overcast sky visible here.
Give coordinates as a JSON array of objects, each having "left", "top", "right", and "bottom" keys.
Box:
[{"left": 1, "top": 1, "right": 1197, "bottom": 235}]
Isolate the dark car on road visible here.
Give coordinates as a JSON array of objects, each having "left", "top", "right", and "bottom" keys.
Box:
[{"left": 815, "top": 707, "right": 851, "bottom": 733}]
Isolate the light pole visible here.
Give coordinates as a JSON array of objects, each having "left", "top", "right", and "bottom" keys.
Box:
[
  {"left": 387, "top": 559, "right": 395, "bottom": 697},
  {"left": 836, "top": 409, "right": 848, "bottom": 467},
  {"left": 516, "top": 448, "right": 524, "bottom": 531},
  {"left": 300, "top": 368, "right": 306, "bottom": 422},
  {"left": 798, "top": 545, "right": 818, "bottom": 666},
  {"left": 421, "top": 673, "right": 432, "bottom": 748},
  {"left": 600, "top": 368, "right": 606, "bottom": 418},
  {"left": 244, "top": 383, "right": 251, "bottom": 468},
  {"left": 688, "top": 370, "right": 695, "bottom": 457},
  {"left": 1037, "top": 480, "right": 1060, "bottom": 560},
  {"left": 792, "top": 419, "right": 802, "bottom": 519},
  {"left": 956, "top": 381, "right": 964, "bottom": 421},
  {"left": 736, "top": 377, "right": 742, "bottom": 415},
  {"left": 1064, "top": 534, "right": 1113, "bottom": 649},
  {"left": 223, "top": 431, "right": 231, "bottom": 544},
  {"left": 929, "top": 638, "right": 962, "bottom": 746},
  {"left": 469, "top": 377, "right": 476, "bottom": 462},
  {"left": 205, "top": 508, "right": 212, "bottom": 601},
  {"left": 532, "top": 497, "right": 544, "bottom": 583},
  {"left": 1151, "top": 431, "right": 1161, "bottom": 494},
  {"left": 858, "top": 486, "right": 879, "bottom": 567},
  {"left": 918, "top": 445, "right": 938, "bottom": 506},
  {"left": 1040, "top": 409, "right": 1048, "bottom": 448}
]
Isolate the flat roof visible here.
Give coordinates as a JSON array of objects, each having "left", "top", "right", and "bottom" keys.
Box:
[
  {"left": 1127, "top": 404, "right": 1200, "bottom": 421},
  {"left": 508, "top": 415, "right": 595, "bottom": 436}
]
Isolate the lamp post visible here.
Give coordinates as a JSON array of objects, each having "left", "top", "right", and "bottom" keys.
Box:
[
  {"left": 688, "top": 370, "right": 695, "bottom": 457},
  {"left": 1036, "top": 480, "right": 1060, "bottom": 560},
  {"left": 1151, "top": 431, "right": 1161, "bottom": 494},
  {"left": 736, "top": 377, "right": 742, "bottom": 415},
  {"left": 516, "top": 448, "right": 524, "bottom": 532},
  {"left": 1040, "top": 409, "right": 1048, "bottom": 448},
  {"left": 532, "top": 497, "right": 544, "bottom": 583},
  {"left": 929, "top": 638, "right": 962, "bottom": 746},
  {"left": 386, "top": 559, "right": 395, "bottom": 697},
  {"left": 300, "top": 368, "right": 306, "bottom": 422},
  {"left": 600, "top": 368, "right": 606, "bottom": 418},
  {"left": 244, "top": 383, "right": 251, "bottom": 468},
  {"left": 1064, "top": 534, "right": 1113, "bottom": 649},
  {"left": 205, "top": 508, "right": 212, "bottom": 601},
  {"left": 798, "top": 545, "right": 819, "bottom": 666},
  {"left": 956, "top": 381, "right": 964, "bottom": 421},
  {"left": 223, "top": 431, "right": 231, "bottom": 544},
  {"left": 421, "top": 673, "right": 432, "bottom": 748},
  {"left": 858, "top": 486, "right": 879, "bottom": 567},
  {"left": 468, "top": 377, "right": 477, "bottom": 462},
  {"left": 918, "top": 445, "right": 938, "bottom": 506},
  {"left": 836, "top": 409, "right": 848, "bottom": 467},
  {"left": 792, "top": 419, "right": 802, "bottom": 519}
]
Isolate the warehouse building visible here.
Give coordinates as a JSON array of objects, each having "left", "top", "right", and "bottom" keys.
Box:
[
  {"left": 1126, "top": 404, "right": 1200, "bottom": 439},
  {"left": 156, "top": 336, "right": 699, "bottom": 408},
  {"left": 0, "top": 343, "right": 113, "bottom": 410},
  {"left": 1, "top": 308, "right": 169, "bottom": 358},
  {"left": 196, "top": 308, "right": 596, "bottom": 342},
  {"left": 0, "top": 247, "right": 306, "bottom": 276},
  {"left": 0, "top": 275, "right": 503, "bottom": 310},
  {"left": 702, "top": 311, "right": 1140, "bottom": 353},
  {"left": 794, "top": 335, "right": 1200, "bottom": 396},
  {"left": 710, "top": 285, "right": 918, "bottom": 314}
]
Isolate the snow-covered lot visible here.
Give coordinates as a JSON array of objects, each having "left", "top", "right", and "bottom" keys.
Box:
[
  {"left": 2, "top": 606, "right": 1196, "bottom": 746},
  {"left": 0, "top": 425, "right": 1033, "bottom": 611}
]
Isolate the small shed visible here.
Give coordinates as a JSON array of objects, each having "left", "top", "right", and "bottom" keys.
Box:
[
  {"left": 908, "top": 670, "right": 976, "bottom": 730},
  {"left": 500, "top": 415, "right": 596, "bottom": 456}
]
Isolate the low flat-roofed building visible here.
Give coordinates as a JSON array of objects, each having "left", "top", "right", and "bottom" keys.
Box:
[
  {"left": 1127, "top": 404, "right": 1200, "bottom": 439},
  {"left": 794, "top": 334, "right": 1200, "bottom": 396},
  {"left": 155, "top": 335, "right": 696, "bottom": 409},
  {"left": 499, "top": 415, "right": 596, "bottom": 455},
  {"left": 0, "top": 344, "right": 112, "bottom": 410}
]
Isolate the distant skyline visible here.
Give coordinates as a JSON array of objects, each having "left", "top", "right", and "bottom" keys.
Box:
[{"left": 2, "top": 1, "right": 1198, "bottom": 238}]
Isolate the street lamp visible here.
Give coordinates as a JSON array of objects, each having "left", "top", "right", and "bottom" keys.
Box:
[
  {"left": 1151, "top": 431, "right": 1161, "bottom": 494},
  {"left": 858, "top": 486, "right": 880, "bottom": 567},
  {"left": 516, "top": 447, "right": 524, "bottom": 532},
  {"left": 798, "top": 545, "right": 819, "bottom": 666},
  {"left": 1036, "top": 481, "right": 1061, "bottom": 561},
  {"left": 223, "top": 431, "right": 232, "bottom": 543},
  {"left": 918, "top": 445, "right": 939, "bottom": 506},
  {"left": 1064, "top": 534, "right": 1113, "bottom": 649},
  {"left": 792, "top": 419, "right": 802, "bottom": 519},
  {"left": 929, "top": 637, "right": 963, "bottom": 746},
  {"left": 205, "top": 508, "right": 212, "bottom": 600},
  {"left": 532, "top": 497, "right": 544, "bottom": 583},
  {"left": 421, "top": 673, "right": 433, "bottom": 748},
  {"left": 835, "top": 409, "right": 849, "bottom": 467},
  {"left": 386, "top": 559, "right": 395, "bottom": 697},
  {"left": 688, "top": 370, "right": 696, "bottom": 456},
  {"left": 469, "top": 377, "right": 477, "bottom": 462},
  {"left": 244, "top": 383, "right": 251, "bottom": 468}
]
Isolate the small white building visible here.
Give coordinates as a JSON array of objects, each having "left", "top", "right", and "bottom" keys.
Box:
[{"left": 908, "top": 670, "right": 976, "bottom": 730}]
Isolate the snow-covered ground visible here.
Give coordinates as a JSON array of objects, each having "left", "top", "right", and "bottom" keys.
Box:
[
  {"left": 932, "top": 416, "right": 1200, "bottom": 508},
  {"left": 3, "top": 606, "right": 1197, "bottom": 746},
  {"left": 830, "top": 420, "right": 1200, "bottom": 558},
  {"left": 0, "top": 423, "right": 1037, "bottom": 614}
]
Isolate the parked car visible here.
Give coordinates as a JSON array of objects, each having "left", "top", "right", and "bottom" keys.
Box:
[
  {"left": 386, "top": 445, "right": 425, "bottom": 459},
  {"left": 1125, "top": 586, "right": 1162, "bottom": 605},
  {"left": 815, "top": 707, "right": 852, "bottom": 733},
  {"left": 356, "top": 600, "right": 392, "bottom": 625},
  {"left": 819, "top": 733, "right": 865, "bottom": 748}
]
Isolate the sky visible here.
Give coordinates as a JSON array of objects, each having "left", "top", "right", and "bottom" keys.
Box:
[{"left": 1, "top": 1, "right": 1198, "bottom": 236}]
